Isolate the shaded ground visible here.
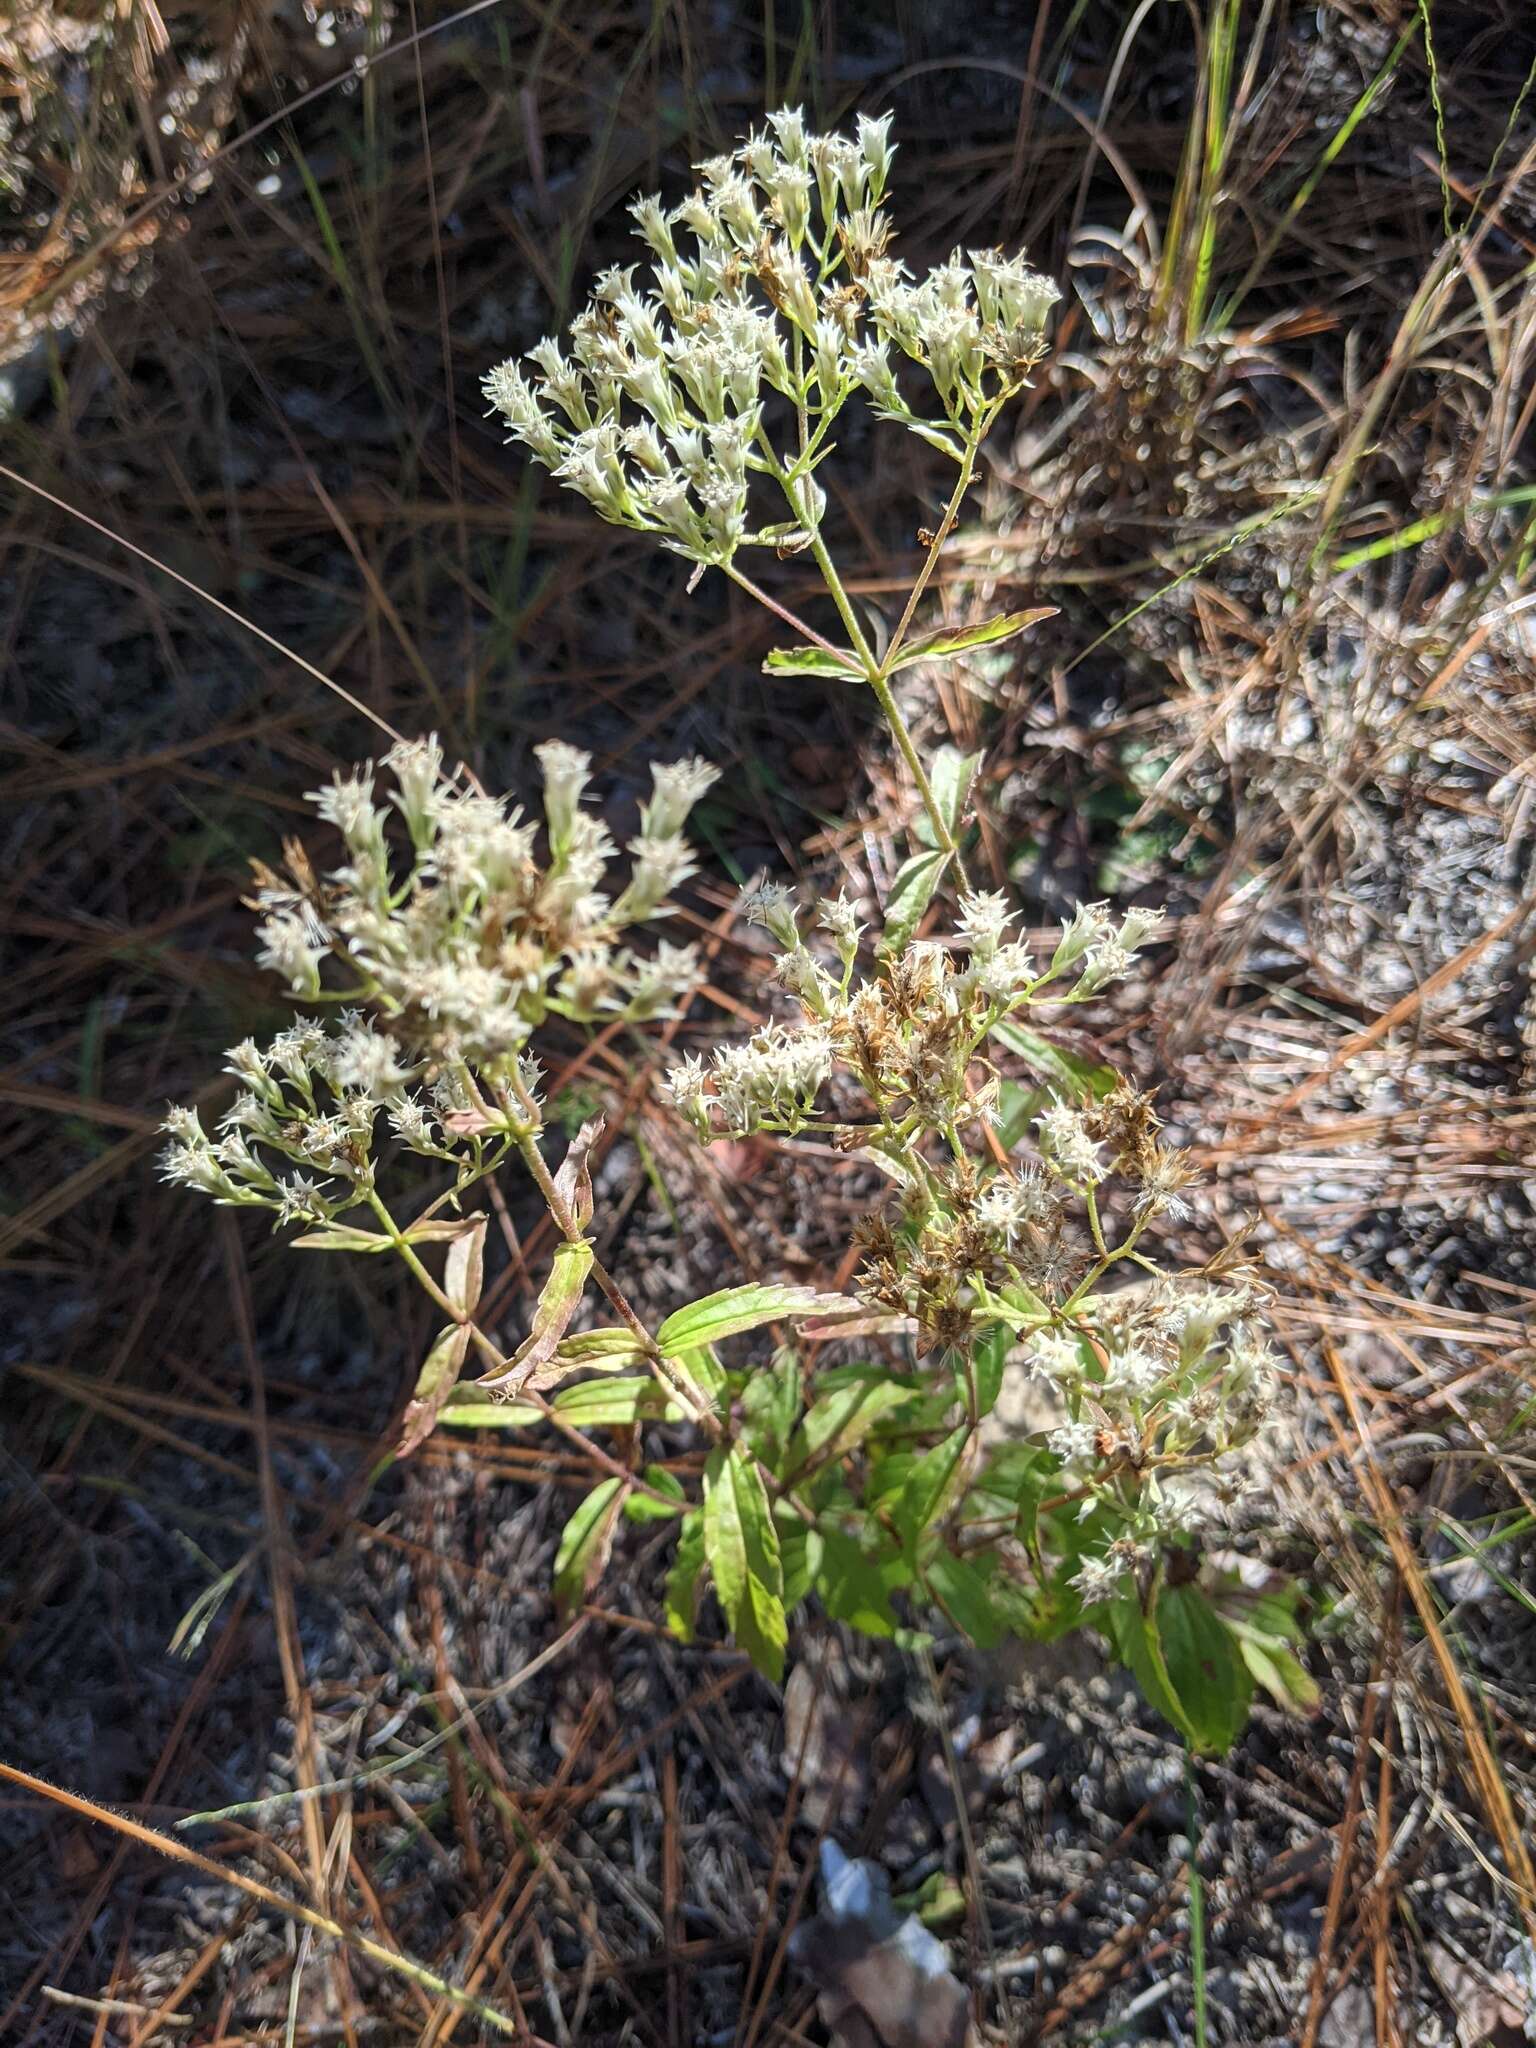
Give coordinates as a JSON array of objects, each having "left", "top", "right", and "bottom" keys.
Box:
[{"left": 3, "top": 2, "right": 1536, "bottom": 2043}]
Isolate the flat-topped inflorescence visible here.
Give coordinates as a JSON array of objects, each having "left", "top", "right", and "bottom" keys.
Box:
[
  {"left": 160, "top": 738, "right": 718, "bottom": 1230},
  {"left": 482, "top": 106, "right": 1059, "bottom": 567}
]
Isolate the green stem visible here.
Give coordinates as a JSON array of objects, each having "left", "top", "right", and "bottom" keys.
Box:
[
  {"left": 880, "top": 402, "right": 993, "bottom": 675},
  {"left": 803, "top": 524, "right": 966, "bottom": 876},
  {"left": 1187, "top": 1757, "right": 1209, "bottom": 2047}
]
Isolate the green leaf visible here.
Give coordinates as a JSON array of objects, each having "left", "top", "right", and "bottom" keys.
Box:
[
  {"left": 667, "top": 1343, "right": 728, "bottom": 1409},
  {"left": 995, "top": 1077, "right": 1047, "bottom": 1151},
  {"left": 966, "top": 1326, "right": 1011, "bottom": 1418},
  {"left": 556, "top": 1328, "right": 650, "bottom": 1369},
  {"left": 742, "top": 1347, "right": 802, "bottom": 1470},
  {"left": 623, "top": 1465, "right": 687, "bottom": 1524},
  {"left": 551, "top": 1376, "right": 677, "bottom": 1427},
  {"left": 703, "top": 1446, "right": 786, "bottom": 1682},
  {"left": 878, "top": 848, "right": 950, "bottom": 954},
  {"left": 814, "top": 1525, "right": 908, "bottom": 1637},
  {"left": 892, "top": 1424, "right": 972, "bottom": 1550},
  {"left": 976, "top": 1444, "right": 1047, "bottom": 1555},
  {"left": 929, "top": 744, "right": 984, "bottom": 836},
  {"left": 762, "top": 644, "right": 863, "bottom": 680},
  {"left": 396, "top": 1322, "right": 472, "bottom": 1458},
  {"left": 476, "top": 1238, "right": 593, "bottom": 1396},
  {"left": 889, "top": 606, "right": 1057, "bottom": 672},
  {"left": 665, "top": 1510, "right": 707, "bottom": 1642},
  {"left": 776, "top": 1512, "right": 820, "bottom": 1609},
  {"left": 895, "top": 1870, "right": 968, "bottom": 1932},
  {"left": 1115, "top": 1583, "right": 1254, "bottom": 1754},
  {"left": 291, "top": 1224, "right": 395, "bottom": 1253},
  {"left": 784, "top": 1376, "right": 913, "bottom": 1480},
  {"left": 657, "top": 1284, "right": 842, "bottom": 1354},
  {"left": 437, "top": 1390, "right": 542, "bottom": 1430},
  {"left": 1238, "top": 1636, "right": 1320, "bottom": 1715},
  {"left": 923, "top": 1551, "right": 1005, "bottom": 1649},
  {"left": 1111, "top": 1588, "right": 1190, "bottom": 1736},
  {"left": 1219, "top": 1581, "right": 1320, "bottom": 1716},
  {"left": 991, "top": 1018, "right": 1117, "bottom": 1103},
  {"left": 553, "top": 1478, "right": 624, "bottom": 1616}
]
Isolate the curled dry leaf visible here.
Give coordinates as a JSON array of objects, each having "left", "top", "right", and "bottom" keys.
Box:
[
  {"left": 395, "top": 1213, "right": 486, "bottom": 1457},
  {"left": 780, "top": 1633, "right": 868, "bottom": 1830},
  {"left": 552, "top": 1114, "right": 603, "bottom": 1231},
  {"left": 791, "top": 1841, "right": 970, "bottom": 2048},
  {"left": 397, "top": 1323, "right": 472, "bottom": 1458},
  {"left": 476, "top": 1120, "right": 605, "bottom": 1397}
]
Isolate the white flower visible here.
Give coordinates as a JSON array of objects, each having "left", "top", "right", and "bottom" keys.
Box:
[
  {"left": 330, "top": 1020, "right": 409, "bottom": 1100},
  {"left": 616, "top": 834, "right": 694, "bottom": 920},
  {"left": 1118, "top": 907, "right": 1168, "bottom": 953},
  {"left": 388, "top": 1093, "right": 437, "bottom": 1151},
  {"left": 276, "top": 1174, "right": 332, "bottom": 1226},
  {"left": 1036, "top": 1103, "right": 1107, "bottom": 1186},
  {"left": 161, "top": 1104, "right": 206, "bottom": 1145},
  {"left": 385, "top": 734, "right": 445, "bottom": 844},
  {"left": 534, "top": 740, "right": 592, "bottom": 847},
  {"left": 818, "top": 893, "right": 863, "bottom": 956},
  {"left": 306, "top": 767, "right": 383, "bottom": 852},
  {"left": 1050, "top": 902, "right": 1112, "bottom": 975},
  {"left": 1071, "top": 1554, "right": 1129, "bottom": 1604},
  {"left": 743, "top": 881, "right": 800, "bottom": 949},
  {"left": 1027, "top": 1329, "right": 1087, "bottom": 1384},
  {"left": 956, "top": 890, "right": 1014, "bottom": 959},
  {"left": 644, "top": 755, "right": 719, "bottom": 838},
  {"left": 255, "top": 907, "right": 328, "bottom": 997},
  {"left": 977, "top": 1167, "right": 1058, "bottom": 1245},
  {"left": 856, "top": 113, "right": 895, "bottom": 191},
  {"left": 159, "top": 1139, "right": 234, "bottom": 1197},
  {"left": 1047, "top": 1419, "right": 1099, "bottom": 1471},
  {"left": 968, "top": 249, "right": 1059, "bottom": 336}
]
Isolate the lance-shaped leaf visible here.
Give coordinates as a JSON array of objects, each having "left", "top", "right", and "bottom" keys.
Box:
[
  {"left": 553, "top": 1116, "right": 602, "bottom": 1232},
  {"left": 762, "top": 644, "right": 863, "bottom": 681},
  {"left": 444, "top": 1213, "right": 486, "bottom": 1316},
  {"left": 438, "top": 1386, "right": 542, "bottom": 1430},
  {"left": 656, "top": 1283, "right": 845, "bottom": 1355},
  {"left": 665, "top": 1509, "right": 708, "bottom": 1642},
  {"left": 923, "top": 1550, "right": 1006, "bottom": 1649},
  {"left": 703, "top": 1444, "right": 787, "bottom": 1682},
  {"left": 552, "top": 1376, "right": 680, "bottom": 1426},
  {"left": 399, "top": 1218, "right": 487, "bottom": 1245},
  {"left": 475, "top": 1238, "right": 594, "bottom": 1395},
  {"left": 888, "top": 606, "right": 1058, "bottom": 672},
  {"left": 929, "top": 744, "right": 983, "bottom": 837},
  {"left": 991, "top": 1018, "right": 1117, "bottom": 1103},
  {"left": 397, "top": 1322, "right": 472, "bottom": 1458},
  {"left": 553, "top": 1478, "right": 625, "bottom": 1616},
  {"left": 891, "top": 1424, "right": 972, "bottom": 1551},
  {"left": 877, "top": 848, "right": 950, "bottom": 955},
  {"left": 784, "top": 1377, "right": 912, "bottom": 1480},
  {"left": 553, "top": 1327, "right": 650, "bottom": 1371},
  {"left": 1112, "top": 1580, "right": 1254, "bottom": 1755},
  {"left": 292, "top": 1224, "right": 396, "bottom": 1253}
]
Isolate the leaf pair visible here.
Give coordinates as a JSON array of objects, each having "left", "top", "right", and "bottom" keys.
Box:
[{"left": 761, "top": 607, "right": 1057, "bottom": 682}]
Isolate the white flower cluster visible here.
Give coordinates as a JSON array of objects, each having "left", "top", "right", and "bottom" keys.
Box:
[
  {"left": 250, "top": 736, "right": 718, "bottom": 1072},
  {"left": 663, "top": 886, "right": 1165, "bottom": 1140},
  {"left": 482, "top": 108, "right": 1060, "bottom": 566},
  {"left": 159, "top": 1015, "right": 450, "bottom": 1227},
  {"left": 1023, "top": 1278, "right": 1281, "bottom": 1602}
]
